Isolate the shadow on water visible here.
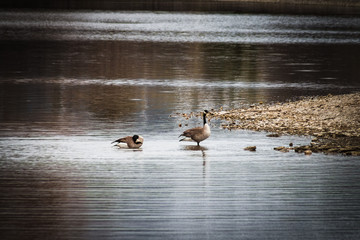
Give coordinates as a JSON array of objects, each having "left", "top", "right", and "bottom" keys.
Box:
[{"left": 182, "top": 145, "right": 208, "bottom": 152}]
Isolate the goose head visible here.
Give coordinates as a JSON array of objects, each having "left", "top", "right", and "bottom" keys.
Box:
[
  {"left": 202, "top": 110, "right": 212, "bottom": 124},
  {"left": 202, "top": 110, "right": 209, "bottom": 118},
  {"left": 203, "top": 109, "right": 213, "bottom": 116},
  {"left": 132, "top": 135, "right": 144, "bottom": 144}
]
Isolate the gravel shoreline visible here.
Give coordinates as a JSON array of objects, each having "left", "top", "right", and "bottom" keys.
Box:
[{"left": 211, "top": 93, "right": 360, "bottom": 156}]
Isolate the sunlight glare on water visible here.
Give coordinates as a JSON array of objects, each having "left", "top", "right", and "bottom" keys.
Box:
[{"left": 0, "top": 11, "right": 360, "bottom": 44}]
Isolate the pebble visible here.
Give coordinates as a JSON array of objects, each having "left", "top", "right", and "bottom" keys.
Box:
[
  {"left": 274, "top": 146, "right": 290, "bottom": 152},
  {"left": 211, "top": 93, "right": 360, "bottom": 156},
  {"left": 304, "top": 150, "right": 312, "bottom": 155}
]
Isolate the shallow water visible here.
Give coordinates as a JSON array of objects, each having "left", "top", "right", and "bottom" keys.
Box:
[
  {"left": 0, "top": 10, "right": 360, "bottom": 240},
  {"left": 1, "top": 133, "right": 360, "bottom": 240}
]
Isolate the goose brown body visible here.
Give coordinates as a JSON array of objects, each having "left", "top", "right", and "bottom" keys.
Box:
[
  {"left": 112, "top": 135, "right": 144, "bottom": 148},
  {"left": 179, "top": 110, "right": 211, "bottom": 146}
]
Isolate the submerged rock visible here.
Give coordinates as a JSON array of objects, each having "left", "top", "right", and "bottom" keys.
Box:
[
  {"left": 244, "top": 146, "right": 256, "bottom": 151},
  {"left": 266, "top": 133, "right": 281, "bottom": 137}
]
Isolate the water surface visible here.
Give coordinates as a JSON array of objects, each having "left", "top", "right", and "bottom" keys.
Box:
[{"left": 1, "top": 10, "right": 360, "bottom": 240}]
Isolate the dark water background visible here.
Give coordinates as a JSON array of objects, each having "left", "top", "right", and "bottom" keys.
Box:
[
  {"left": 1, "top": 0, "right": 360, "bottom": 15},
  {"left": 0, "top": 10, "right": 360, "bottom": 240}
]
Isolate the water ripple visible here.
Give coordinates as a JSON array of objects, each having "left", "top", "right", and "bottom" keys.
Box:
[
  {"left": 1, "top": 11, "right": 360, "bottom": 44},
  {"left": 10, "top": 78, "right": 356, "bottom": 90}
]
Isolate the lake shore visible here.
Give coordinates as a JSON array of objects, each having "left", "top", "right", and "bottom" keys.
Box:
[{"left": 211, "top": 93, "right": 360, "bottom": 156}]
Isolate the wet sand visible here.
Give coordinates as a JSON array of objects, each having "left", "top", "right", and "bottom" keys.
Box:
[{"left": 212, "top": 93, "right": 360, "bottom": 156}]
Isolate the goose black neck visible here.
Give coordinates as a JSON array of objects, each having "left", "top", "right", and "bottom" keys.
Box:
[{"left": 203, "top": 113, "right": 207, "bottom": 125}]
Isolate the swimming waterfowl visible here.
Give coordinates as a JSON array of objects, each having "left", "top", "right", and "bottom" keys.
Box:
[
  {"left": 112, "top": 135, "right": 144, "bottom": 148},
  {"left": 179, "top": 110, "right": 211, "bottom": 146}
]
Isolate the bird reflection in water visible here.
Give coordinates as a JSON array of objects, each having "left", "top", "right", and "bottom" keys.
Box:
[
  {"left": 113, "top": 144, "right": 143, "bottom": 152},
  {"left": 182, "top": 145, "right": 208, "bottom": 166}
]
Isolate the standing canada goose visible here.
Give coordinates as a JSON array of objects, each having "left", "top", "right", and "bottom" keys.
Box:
[
  {"left": 179, "top": 110, "right": 211, "bottom": 146},
  {"left": 112, "top": 135, "right": 144, "bottom": 148}
]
